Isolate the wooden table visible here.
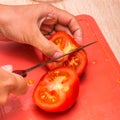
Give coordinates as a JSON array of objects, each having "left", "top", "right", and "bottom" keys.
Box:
[{"left": 0, "top": 0, "right": 120, "bottom": 63}]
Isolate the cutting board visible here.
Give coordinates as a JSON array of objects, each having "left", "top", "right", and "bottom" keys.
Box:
[{"left": 0, "top": 15, "right": 120, "bottom": 120}]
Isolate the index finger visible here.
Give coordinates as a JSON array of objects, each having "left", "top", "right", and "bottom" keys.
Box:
[{"left": 53, "top": 8, "right": 83, "bottom": 44}]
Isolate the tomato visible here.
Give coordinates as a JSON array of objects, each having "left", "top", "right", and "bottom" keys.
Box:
[
  {"left": 44, "top": 32, "right": 88, "bottom": 76},
  {"left": 33, "top": 67, "right": 80, "bottom": 112}
]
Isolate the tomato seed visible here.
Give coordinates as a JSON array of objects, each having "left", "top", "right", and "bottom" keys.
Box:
[
  {"left": 40, "top": 94, "right": 46, "bottom": 99},
  {"left": 51, "top": 97, "right": 56, "bottom": 103},
  {"left": 27, "top": 80, "right": 34, "bottom": 85}
]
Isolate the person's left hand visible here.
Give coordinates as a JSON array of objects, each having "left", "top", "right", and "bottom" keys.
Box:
[{"left": 0, "top": 3, "right": 82, "bottom": 58}]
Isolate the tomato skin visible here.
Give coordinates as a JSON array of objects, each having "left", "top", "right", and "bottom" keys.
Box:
[
  {"left": 33, "top": 67, "right": 80, "bottom": 112},
  {"left": 44, "top": 32, "right": 88, "bottom": 76}
]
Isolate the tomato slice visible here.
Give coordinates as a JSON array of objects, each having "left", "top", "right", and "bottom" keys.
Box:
[
  {"left": 33, "top": 67, "right": 80, "bottom": 112},
  {"left": 44, "top": 32, "right": 88, "bottom": 76}
]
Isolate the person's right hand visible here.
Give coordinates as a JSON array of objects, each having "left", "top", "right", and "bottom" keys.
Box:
[{"left": 0, "top": 65, "right": 27, "bottom": 105}]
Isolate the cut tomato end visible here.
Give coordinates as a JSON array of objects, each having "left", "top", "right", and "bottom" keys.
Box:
[{"left": 43, "top": 32, "right": 88, "bottom": 76}]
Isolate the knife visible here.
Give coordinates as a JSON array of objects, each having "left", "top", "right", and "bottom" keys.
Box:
[{"left": 13, "top": 41, "right": 97, "bottom": 77}]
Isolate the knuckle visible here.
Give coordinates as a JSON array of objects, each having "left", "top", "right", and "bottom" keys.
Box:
[
  {"left": 0, "top": 72, "right": 16, "bottom": 91},
  {"left": 6, "top": 76, "right": 17, "bottom": 90}
]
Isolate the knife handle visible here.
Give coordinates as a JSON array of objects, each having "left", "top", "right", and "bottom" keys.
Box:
[{"left": 13, "top": 70, "right": 27, "bottom": 77}]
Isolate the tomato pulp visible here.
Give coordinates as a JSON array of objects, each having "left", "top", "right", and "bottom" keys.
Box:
[
  {"left": 44, "top": 32, "right": 88, "bottom": 76},
  {"left": 33, "top": 67, "right": 80, "bottom": 112}
]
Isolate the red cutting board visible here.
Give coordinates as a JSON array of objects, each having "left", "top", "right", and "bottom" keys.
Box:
[{"left": 0, "top": 15, "right": 120, "bottom": 120}]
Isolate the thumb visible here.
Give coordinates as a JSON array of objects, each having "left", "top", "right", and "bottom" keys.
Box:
[
  {"left": 11, "top": 73, "right": 28, "bottom": 95},
  {"left": 29, "top": 29, "right": 63, "bottom": 58}
]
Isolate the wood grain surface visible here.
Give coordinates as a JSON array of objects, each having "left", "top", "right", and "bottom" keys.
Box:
[{"left": 0, "top": 0, "right": 120, "bottom": 63}]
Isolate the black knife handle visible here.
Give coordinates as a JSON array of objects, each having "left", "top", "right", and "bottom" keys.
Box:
[{"left": 13, "top": 70, "right": 27, "bottom": 77}]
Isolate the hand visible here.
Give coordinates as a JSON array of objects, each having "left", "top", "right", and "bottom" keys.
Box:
[
  {"left": 0, "top": 3, "right": 82, "bottom": 58},
  {"left": 0, "top": 65, "right": 27, "bottom": 105}
]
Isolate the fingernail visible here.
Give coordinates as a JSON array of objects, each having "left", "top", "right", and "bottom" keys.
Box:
[
  {"left": 1, "top": 65, "right": 13, "bottom": 72},
  {"left": 52, "top": 51, "right": 63, "bottom": 58}
]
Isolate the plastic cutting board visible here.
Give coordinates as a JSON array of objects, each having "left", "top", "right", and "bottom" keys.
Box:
[{"left": 0, "top": 15, "right": 120, "bottom": 120}]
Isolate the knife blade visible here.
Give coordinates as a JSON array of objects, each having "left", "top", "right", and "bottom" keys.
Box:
[{"left": 13, "top": 41, "right": 97, "bottom": 77}]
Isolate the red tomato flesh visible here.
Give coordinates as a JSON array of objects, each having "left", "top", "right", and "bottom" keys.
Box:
[
  {"left": 33, "top": 67, "right": 80, "bottom": 112},
  {"left": 44, "top": 32, "right": 88, "bottom": 76}
]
